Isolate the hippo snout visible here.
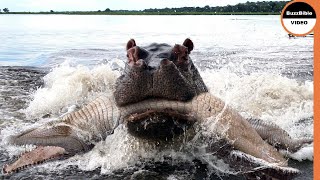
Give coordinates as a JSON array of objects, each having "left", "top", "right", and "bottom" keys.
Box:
[{"left": 114, "top": 38, "right": 208, "bottom": 106}]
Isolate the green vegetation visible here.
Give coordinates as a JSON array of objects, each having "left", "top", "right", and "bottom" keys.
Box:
[
  {"left": 2, "top": 11, "right": 281, "bottom": 15},
  {"left": 2, "top": 8, "right": 9, "bottom": 13},
  {"left": 144, "top": 1, "right": 288, "bottom": 14},
  {"left": 0, "top": 1, "right": 289, "bottom": 15}
]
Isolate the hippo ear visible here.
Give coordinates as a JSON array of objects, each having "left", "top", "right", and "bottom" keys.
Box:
[
  {"left": 183, "top": 38, "right": 194, "bottom": 54},
  {"left": 126, "top": 39, "right": 136, "bottom": 50}
]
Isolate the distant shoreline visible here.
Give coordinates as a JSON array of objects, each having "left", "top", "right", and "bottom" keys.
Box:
[
  {"left": 0, "top": 1, "right": 287, "bottom": 16},
  {"left": 0, "top": 12, "right": 280, "bottom": 15}
]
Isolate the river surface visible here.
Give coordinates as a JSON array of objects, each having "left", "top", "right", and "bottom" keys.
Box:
[{"left": 0, "top": 15, "right": 314, "bottom": 179}]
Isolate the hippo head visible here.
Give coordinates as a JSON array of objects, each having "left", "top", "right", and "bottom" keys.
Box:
[
  {"left": 114, "top": 39, "right": 208, "bottom": 139},
  {"left": 114, "top": 38, "right": 208, "bottom": 106}
]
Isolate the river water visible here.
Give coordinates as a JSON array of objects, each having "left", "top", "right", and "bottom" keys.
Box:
[{"left": 0, "top": 15, "right": 314, "bottom": 179}]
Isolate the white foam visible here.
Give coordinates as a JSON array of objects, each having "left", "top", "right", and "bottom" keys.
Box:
[
  {"left": 201, "top": 68, "right": 313, "bottom": 161},
  {"left": 167, "top": 175, "right": 179, "bottom": 180},
  {"left": 0, "top": 61, "right": 313, "bottom": 174},
  {"left": 202, "top": 69, "right": 313, "bottom": 117},
  {"left": 284, "top": 144, "right": 314, "bottom": 161},
  {"left": 38, "top": 125, "right": 196, "bottom": 174},
  {"left": 24, "top": 61, "right": 119, "bottom": 119}
]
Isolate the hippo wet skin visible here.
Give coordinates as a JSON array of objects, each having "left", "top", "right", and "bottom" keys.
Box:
[{"left": 2, "top": 39, "right": 312, "bottom": 179}]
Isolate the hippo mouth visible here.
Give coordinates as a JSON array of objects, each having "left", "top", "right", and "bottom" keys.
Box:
[
  {"left": 125, "top": 107, "right": 196, "bottom": 140},
  {"left": 116, "top": 92, "right": 223, "bottom": 142}
]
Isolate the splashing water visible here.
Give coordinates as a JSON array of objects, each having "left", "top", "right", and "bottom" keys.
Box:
[
  {"left": 24, "top": 61, "right": 119, "bottom": 119},
  {"left": 0, "top": 60, "right": 313, "bottom": 178}
]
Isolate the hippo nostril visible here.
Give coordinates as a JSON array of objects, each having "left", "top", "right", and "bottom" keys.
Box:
[
  {"left": 160, "top": 59, "right": 173, "bottom": 66},
  {"left": 128, "top": 59, "right": 144, "bottom": 66},
  {"left": 130, "top": 59, "right": 146, "bottom": 70},
  {"left": 135, "top": 59, "right": 146, "bottom": 67}
]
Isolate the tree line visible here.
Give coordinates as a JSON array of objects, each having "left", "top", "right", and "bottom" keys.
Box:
[
  {"left": 142, "top": 1, "right": 289, "bottom": 13},
  {"left": 0, "top": 8, "right": 9, "bottom": 13},
  {"left": 0, "top": 1, "right": 289, "bottom": 14}
]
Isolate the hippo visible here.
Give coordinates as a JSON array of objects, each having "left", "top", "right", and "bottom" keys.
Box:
[{"left": 2, "top": 38, "right": 312, "bottom": 179}]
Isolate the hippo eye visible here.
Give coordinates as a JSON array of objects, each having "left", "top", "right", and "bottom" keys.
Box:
[{"left": 126, "top": 54, "right": 129, "bottom": 58}]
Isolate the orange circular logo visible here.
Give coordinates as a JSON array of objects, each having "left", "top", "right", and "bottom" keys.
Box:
[{"left": 281, "top": 1, "right": 316, "bottom": 37}]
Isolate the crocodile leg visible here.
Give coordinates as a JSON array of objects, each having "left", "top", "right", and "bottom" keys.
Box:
[
  {"left": 9, "top": 125, "right": 92, "bottom": 154},
  {"left": 247, "top": 118, "right": 313, "bottom": 152}
]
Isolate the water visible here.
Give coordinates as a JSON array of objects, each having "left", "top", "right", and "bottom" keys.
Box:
[{"left": 0, "top": 15, "right": 314, "bottom": 179}]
